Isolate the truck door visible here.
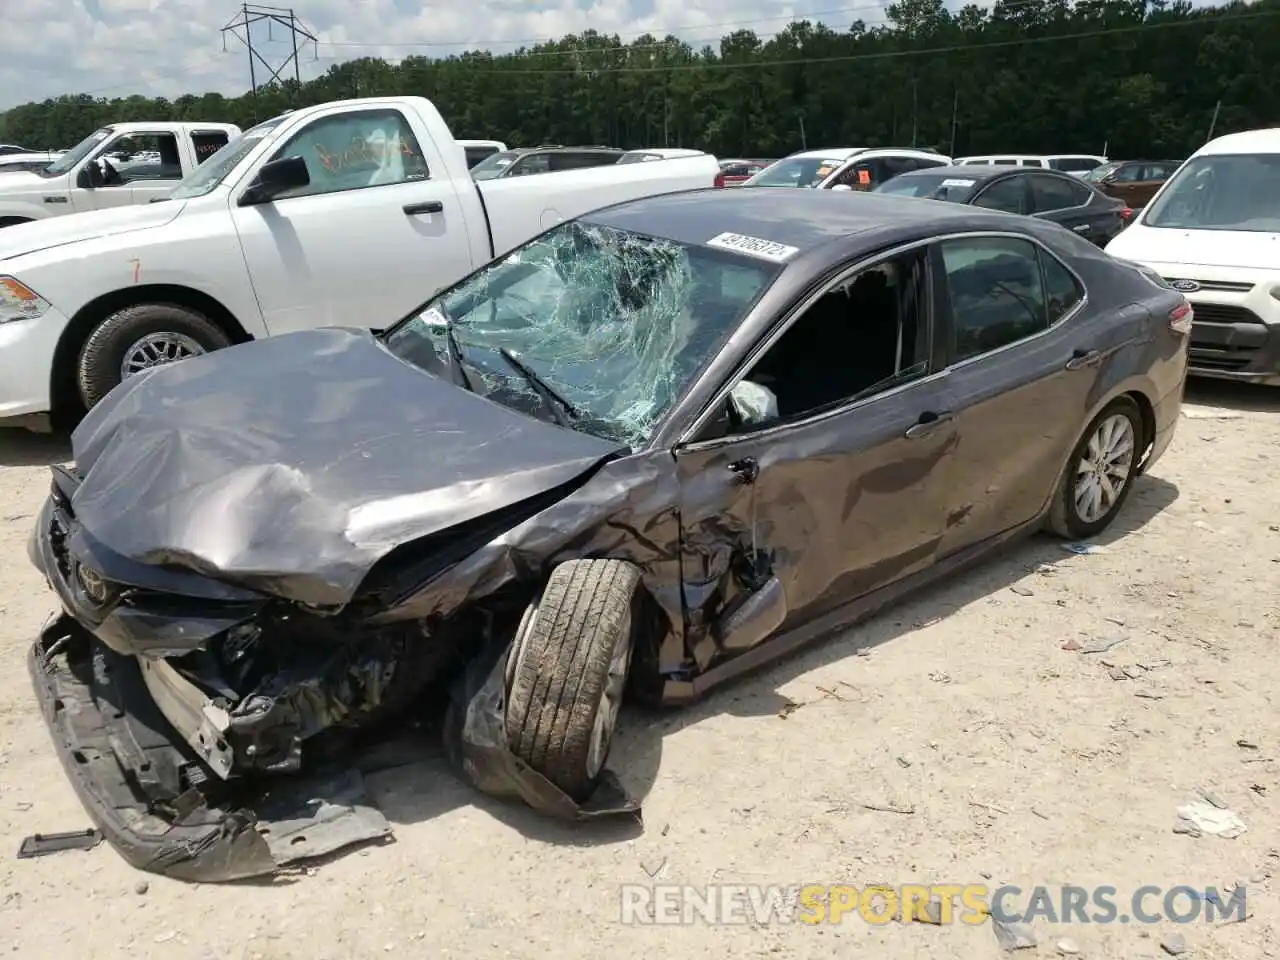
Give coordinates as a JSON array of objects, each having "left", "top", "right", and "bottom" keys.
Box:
[
  {"left": 230, "top": 104, "right": 476, "bottom": 336},
  {"left": 72, "top": 131, "right": 186, "bottom": 211}
]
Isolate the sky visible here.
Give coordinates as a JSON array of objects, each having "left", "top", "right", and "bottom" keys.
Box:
[{"left": 1, "top": 0, "right": 902, "bottom": 111}]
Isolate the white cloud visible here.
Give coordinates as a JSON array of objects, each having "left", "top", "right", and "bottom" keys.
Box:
[{"left": 1, "top": 0, "right": 891, "bottom": 110}]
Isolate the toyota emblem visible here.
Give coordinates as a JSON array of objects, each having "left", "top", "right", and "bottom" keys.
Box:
[{"left": 1170, "top": 279, "right": 1201, "bottom": 293}]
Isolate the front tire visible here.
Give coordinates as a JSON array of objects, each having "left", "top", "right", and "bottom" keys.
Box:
[
  {"left": 504, "top": 559, "right": 642, "bottom": 801},
  {"left": 1047, "top": 396, "right": 1143, "bottom": 540},
  {"left": 77, "top": 303, "right": 231, "bottom": 409}
]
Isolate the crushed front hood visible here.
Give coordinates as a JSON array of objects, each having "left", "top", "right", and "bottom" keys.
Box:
[
  {"left": 0, "top": 200, "right": 186, "bottom": 260},
  {"left": 66, "top": 327, "right": 627, "bottom": 607}
]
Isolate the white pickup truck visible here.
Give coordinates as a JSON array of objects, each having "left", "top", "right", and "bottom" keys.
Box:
[
  {"left": 0, "top": 96, "right": 720, "bottom": 431},
  {"left": 0, "top": 121, "right": 241, "bottom": 227}
]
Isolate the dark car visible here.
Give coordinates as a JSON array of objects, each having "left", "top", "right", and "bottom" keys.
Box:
[
  {"left": 470, "top": 145, "right": 625, "bottom": 180},
  {"left": 716, "top": 158, "right": 773, "bottom": 187},
  {"left": 876, "top": 164, "right": 1134, "bottom": 246},
  {"left": 1083, "top": 160, "right": 1181, "bottom": 209},
  {"left": 28, "top": 189, "right": 1189, "bottom": 882}
]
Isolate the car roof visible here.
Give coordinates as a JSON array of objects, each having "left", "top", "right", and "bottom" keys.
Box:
[
  {"left": 786, "top": 147, "right": 865, "bottom": 160},
  {"left": 583, "top": 187, "right": 1010, "bottom": 256},
  {"left": 1196, "top": 128, "right": 1280, "bottom": 155}
]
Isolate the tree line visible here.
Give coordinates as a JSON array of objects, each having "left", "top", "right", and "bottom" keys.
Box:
[{"left": 2, "top": 0, "right": 1278, "bottom": 162}]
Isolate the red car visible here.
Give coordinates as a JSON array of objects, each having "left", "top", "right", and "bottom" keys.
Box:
[{"left": 715, "top": 158, "right": 773, "bottom": 187}]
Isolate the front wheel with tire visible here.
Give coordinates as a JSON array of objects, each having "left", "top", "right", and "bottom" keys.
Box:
[
  {"left": 1047, "top": 396, "right": 1143, "bottom": 540},
  {"left": 504, "top": 558, "right": 642, "bottom": 801},
  {"left": 77, "top": 303, "right": 232, "bottom": 409}
]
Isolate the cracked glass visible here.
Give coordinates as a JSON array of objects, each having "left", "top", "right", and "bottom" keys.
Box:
[{"left": 384, "top": 220, "right": 778, "bottom": 447}]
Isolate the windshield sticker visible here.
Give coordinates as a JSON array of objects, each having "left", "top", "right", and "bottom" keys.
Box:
[
  {"left": 706, "top": 232, "right": 800, "bottom": 263},
  {"left": 940, "top": 178, "right": 976, "bottom": 188}
]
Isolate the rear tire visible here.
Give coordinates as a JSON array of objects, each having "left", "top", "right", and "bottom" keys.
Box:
[
  {"left": 1047, "top": 396, "right": 1143, "bottom": 540},
  {"left": 504, "top": 559, "right": 642, "bottom": 801},
  {"left": 77, "top": 303, "right": 231, "bottom": 409}
]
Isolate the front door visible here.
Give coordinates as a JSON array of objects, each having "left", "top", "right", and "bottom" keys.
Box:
[
  {"left": 673, "top": 244, "right": 958, "bottom": 669},
  {"left": 73, "top": 130, "right": 185, "bottom": 212},
  {"left": 230, "top": 105, "right": 474, "bottom": 336},
  {"left": 932, "top": 234, "right": 1117, "bottom": 555}
]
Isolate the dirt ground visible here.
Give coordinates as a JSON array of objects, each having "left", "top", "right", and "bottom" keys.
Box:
[{"left": 0, "top": 381, "right": 1276, "bottom": 960}]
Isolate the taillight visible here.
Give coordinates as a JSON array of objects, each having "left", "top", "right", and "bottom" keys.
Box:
[
  {"left": 713, "top": 172, "right": 726, "bottom": 188},
  {"left": 1169, "top": 300, "right": 1193, "bottom": 334},
  {"left": 1118, "top": 207, "right": 1134, "bottom": 224}
]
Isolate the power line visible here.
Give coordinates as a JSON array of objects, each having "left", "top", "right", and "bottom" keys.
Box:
[{"left": 54, "top": 7, "right": 1275, "bottom": 100}]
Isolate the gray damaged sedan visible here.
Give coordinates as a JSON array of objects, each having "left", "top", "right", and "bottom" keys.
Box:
[{"left": 26, "top": 189, "right": 1190, "bottom": 881}]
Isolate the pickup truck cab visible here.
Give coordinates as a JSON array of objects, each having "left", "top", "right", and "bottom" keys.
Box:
[
  {"left": 0, "top": 122, "right": 240, "bottom": 227},
  {"left": 0, "top": 96, "right": 719, "bottom": 431}
]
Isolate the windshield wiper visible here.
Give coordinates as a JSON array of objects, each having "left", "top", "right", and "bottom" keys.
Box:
[
  {"left": 497, "top": 347, "right": 577, "bottom": 428},
  {"left": 439, "top": 318, "right": 474, "bottom": 393}
]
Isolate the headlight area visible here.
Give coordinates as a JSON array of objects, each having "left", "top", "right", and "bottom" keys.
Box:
[{"left": 0, "top": 276, "right": 52, "bottom": 324}]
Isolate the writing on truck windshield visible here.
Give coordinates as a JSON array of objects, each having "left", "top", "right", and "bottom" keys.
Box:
[
  {"left": 1144, "top": 153, "right": 1280, "bottom": 232},
  {"left": 384, "top": 221, "right": 777, "bottom": 446}
]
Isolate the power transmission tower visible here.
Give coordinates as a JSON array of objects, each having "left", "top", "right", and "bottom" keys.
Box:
[{"left": 221, "top": 3, "right": 317, "bottom": 114}]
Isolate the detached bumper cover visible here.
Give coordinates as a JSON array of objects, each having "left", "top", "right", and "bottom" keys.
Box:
[
  {"left": 28, "top": 614, "right": 641, "bottom": 882},
  {"left": 27, "top": 615, "right": 392, "bottom": 882}
]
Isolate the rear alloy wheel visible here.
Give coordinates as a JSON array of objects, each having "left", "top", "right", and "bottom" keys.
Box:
[
  {"left": 504, "top": 559, "right": 641, "bottom": 801},
  {"left": 1047, "top": 396, "right": 1143, "bottom": 540},
  {"left": 77, "top": 303, "right": 232, "bottom": 409}
]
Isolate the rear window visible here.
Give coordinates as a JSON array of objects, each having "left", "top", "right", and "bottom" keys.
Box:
[
  {"left": 191, "top": 130, "right": 230, "bottom": 165},
  {"left": 464, "top": 145, "right": 500, "bottom": 168},
  {"left": 619, "top": 152, "right": 664, "bottom": 164},
  {"left": 875, "top": 173, "right": 979, "bottom": 202},
  {"left": 470, "top": 150, "right": 522, "bottom": 180},
  {"left": 1050, "top": 157, "right": 1103, "bottom": 172}
]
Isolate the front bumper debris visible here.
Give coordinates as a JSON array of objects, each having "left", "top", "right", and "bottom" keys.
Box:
[{"left": 28, "top": 615, "right": 392, "bottom": 882}]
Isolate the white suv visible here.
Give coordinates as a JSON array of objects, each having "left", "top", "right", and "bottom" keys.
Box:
[
  {"left": 1105, "top": 129, "right": 1280, "bottom": 386},
  {"left": 743, "top": 147, "right": 951, "bottom": 191}
]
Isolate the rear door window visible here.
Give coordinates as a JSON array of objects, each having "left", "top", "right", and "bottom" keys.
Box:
[
  {"left": 972, "top": 175, "right": 1030, "bottom": 214},
  {"left": 190, "top": 130, "right": 230, "bottom": 165},
  {"left": 1028, "top": 174, "right": 1090, "bottom": 212}
]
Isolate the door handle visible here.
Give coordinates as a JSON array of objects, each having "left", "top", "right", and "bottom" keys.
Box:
[
  {"left": 727, "top": 456, "right": 759, "bottom": 485},
  {"left": 1065, "top": 348, "right": 1102, "bottom": 371},
  {"left": 1071, "top": 223, "right": 1091, "bottom": 233},
  {"left": 403, "top": 200, "right": 443, "bottom": 215},
  {"left": 904, "top": 411, "right": 953, "bottom": 439}
]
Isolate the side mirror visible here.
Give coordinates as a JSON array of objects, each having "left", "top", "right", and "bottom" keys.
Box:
[
  {"left": 830, "top": 184, "right": 854, "bottom": 192},
  {"left": 77, "top": 160, "right": 105, "bottom": 189},
  {"left": 239, "top": 155, "right": 310, "bottom": 206}
]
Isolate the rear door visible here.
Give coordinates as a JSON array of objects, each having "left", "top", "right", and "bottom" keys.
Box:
[
  {"left": 230, "top": 104, "right": 474, "bottom": 335},
  {"left": 1027, "top": 172, "right": 1118, "bottom": 245},
  {"left": 931, "top": 233, "right": 1105, "bottom": 554}
]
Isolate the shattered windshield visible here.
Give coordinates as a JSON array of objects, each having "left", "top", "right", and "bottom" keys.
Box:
[
  {"left": 1143, "top": 154, "right": 1280, "bottom": 232},
  {"left": 384, "top": 221, "right": 777, "bottom": 447},
  {"left": 170, "top": 115, "right": 289, "bottom": 199}
]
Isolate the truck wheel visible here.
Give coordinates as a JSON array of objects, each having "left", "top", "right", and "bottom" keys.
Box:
[
  {"left": 504, "top": 559, "right": 642, "bottom": 801},
  {"left": 77, "top": 303, "right": 232, "bottom": 409},
  {"left": 1046, "top": 396, "right": 1143, "bottom": 540}
]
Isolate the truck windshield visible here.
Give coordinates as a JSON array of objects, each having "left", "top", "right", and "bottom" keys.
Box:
[
  {"left": 1144, "top": 153, "right": 1280, "bottom": 232},
  {"left": 40, "top": 128, "right": 113, "bottom": 178},
  {"left": 170, "top": 116, "right": 289, "bottom": 199},
  {"left": 383, "top": 220, "right": 777, "bottom": 447}
]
